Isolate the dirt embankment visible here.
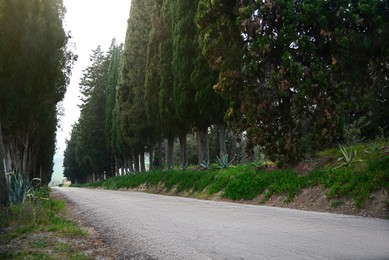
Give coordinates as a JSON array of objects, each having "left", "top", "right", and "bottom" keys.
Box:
[
  {"left": 132, "top": 156, "right": 389, "bottom": 219},
  {"left": 132, "top": 183, "right": 388, "bottom": 219}
]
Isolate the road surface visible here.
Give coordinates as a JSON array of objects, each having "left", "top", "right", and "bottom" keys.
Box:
[{"left": 53, "top": 187, "right": 389, "bottom": 259}]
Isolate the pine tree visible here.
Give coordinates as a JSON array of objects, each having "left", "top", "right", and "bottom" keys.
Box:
[{"left": 77, "top": 47, "right": 112, "bottom": 180}]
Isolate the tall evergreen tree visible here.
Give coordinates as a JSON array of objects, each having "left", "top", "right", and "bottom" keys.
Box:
[
  {"left": 105, "top": 40, "right": 123, "bottom": 175},
  {"left": 0, "top": 0, "right": 75, "bottom": 182},
  {"left": 118, "top": 0, "right": 153, "bottom": 172},
  {"left": 145, "top": 0, "right": 164, "bottom": 169},
  {"left": 77, "top": 46, "right": 112, "bottom": 180},
  {"left": 196, "top": 0, "right": 389, "bottom": 163},
  {"left": 171, "top": 0, "right": 200, "bottom": 165},
  {"left": 63, "top": 124, "right": 84, "bottom": 184},
  {"left": 158, "top": 0, "right": 176, "bottom": 168}
]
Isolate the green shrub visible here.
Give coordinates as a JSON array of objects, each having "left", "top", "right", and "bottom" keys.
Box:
[
  {"left": 223, "top": 171, "right": 269, "bottom": 200},
  {"left": 72, "top": 143, "right": 388, "bottom": 209}
]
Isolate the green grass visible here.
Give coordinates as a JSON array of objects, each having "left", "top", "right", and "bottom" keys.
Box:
[
  {"left": 330, "top": 200, "right": 344, "bottom": 208},
  {"left": 74, "top": 142, "right": 389, "bottom": 209},
  {"left": 0, "top": 187, "right": 87, "bottom": 259}
]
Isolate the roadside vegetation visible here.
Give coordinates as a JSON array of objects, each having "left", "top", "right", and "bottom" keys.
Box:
[
  {"left": 0, "top": 186, "right": 111, "bottom": 259},
  {"left": 74, "top": 141, "right": 389, "bottom": 217}
]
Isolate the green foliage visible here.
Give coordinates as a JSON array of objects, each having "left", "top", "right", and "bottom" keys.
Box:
[
  {"left": 330, "top": 200, "right": 344, "bottom": 208},
  {"left": 118, "top": 0, "right": 153, "bottom": 158},
  {"left": 343, "top": 116, "right": 370, "bottom": 144},
  {"left": 180, "top": 162, "right": 189, "bottom": 171},
  {"left": 336, "top": 144, "right": 364, "bottom": 168},
  {"left": 199, "top": 160, "right": 210, "bottom": 170},
  {"left": 0, "top": 0, "right": 76, "bottom": 183},
  {"left": 75, "top": 142, "right": 389, "bottom": 209},
  {"left": 7, "top": 169, "right": 41, "bottom": 204},
  {"left": 0, "top": 188, "right": 88, "bottom": 259},
  {"left": 216, "top": 153, "right": 234, "bottom": 169},
  {"left": 196, "top": 0, "right": 389, "bottom": 163},
  {"left": 64, "top": 42, "right": 126, "bottom": 183}
]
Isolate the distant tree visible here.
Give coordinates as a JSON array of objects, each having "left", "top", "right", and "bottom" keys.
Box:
[
  {"left": 76, "top": 46, "right": 113, "bottom": 181},
  {"left": 105, "top": 40, "right": 123, "bottom": 175},
  {"left": 63, "top": 125, "right": 84, "bottom": 184}
]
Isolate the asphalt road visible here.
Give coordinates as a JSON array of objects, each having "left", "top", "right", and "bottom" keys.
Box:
[{"left": 53, "top": 187, "right": 389, "bottom": 260}]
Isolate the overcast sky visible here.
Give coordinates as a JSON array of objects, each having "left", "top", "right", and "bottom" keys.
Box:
[{"left": 52, "top": 0, "right": 132, "bottom": 183}]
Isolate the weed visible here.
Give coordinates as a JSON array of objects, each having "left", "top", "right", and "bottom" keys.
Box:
[
  {"left": 30, "top": 238, "right": 47, "bottom": 248},
  {"left": 330, "top": 200, "right": 344, "bottom": 208}
]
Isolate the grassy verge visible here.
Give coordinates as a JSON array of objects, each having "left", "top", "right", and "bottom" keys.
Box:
[
  {"left": 0, "top": 188, "right": 103, "bottom": 259},
  {"left": 74, "top": 142, "right": 389, "bottom": 212}
]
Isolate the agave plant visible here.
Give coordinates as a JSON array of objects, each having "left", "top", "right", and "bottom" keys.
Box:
[
  {"left": 180, "top": 162, "right": 189, "bottom": 171},
  {"left": 336, "top": 144, "right": 363, "bottom": 168},
  {"left": 216, "top": 153, "right": 234, "bottom": 169},
  {"left": 7, "top": 169, "right": 41, "bottom": 204},
  {"left": 199, "top": 160, "right": 210, "bottom": 170}
]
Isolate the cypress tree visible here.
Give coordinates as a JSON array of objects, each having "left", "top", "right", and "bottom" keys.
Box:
[
  {"left": 0, "top": 0, "right": 75, "bottom": 182},
  {"left": 145, "top": 0, "right": 164, "bottom": 169},
  {"left": 171, "top": 0, "right": 200, "bottom": 165},
  {"left": 159, "top": 0, "right": 176, "bottom": 169},
  {"left": 118, "top": 0, "right": 153, "bottom": 172}
]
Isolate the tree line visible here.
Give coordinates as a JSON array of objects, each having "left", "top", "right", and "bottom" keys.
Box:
[
  {"left": 63, "top": 0, "right": 388, "bottom": 184},
  {"left": 0, "top": 0, "right": 75, "bottom": 206}
]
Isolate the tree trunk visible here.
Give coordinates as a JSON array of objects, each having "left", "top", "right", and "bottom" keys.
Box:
[
  {"left": 196, "top": 127, "right": 209, "bottom": 165},
  {"left": 114, "top": 156, "right": 118, "bottom": 176},
  {"left": 123, "top": 159, "right": 128, "bottom": 175},
  {"left": 155, "top": 142, "right": 163, "bottom": 169},
  {"left": 148, "top": 146, "right": 153, "bottom": 171},
  {"left": 0, "top": 122, "right": 9, "bottom": 208},
  {"left": 4, "top": 146, "right": 11, "bottom": 173},
  {"left": 166, "top": 136, "right": 175, "bottom": 169},
  {"left": 140, "top": 150, "right": 146, "bottom": 172},
  {"left": 133, "top": 153, "right": 140, "bottom": 173},
  {"left": 21, "top": 135, "right": 29, "bottom": 178},
  {"left": 128, "top": 155, "right": 134, "bottom": 173},
  {"left": 218, "top": 123, "right": 227, "bottom": 158},
  {"left": 179, "top": 134, "right": 187, "bottom": 167}
]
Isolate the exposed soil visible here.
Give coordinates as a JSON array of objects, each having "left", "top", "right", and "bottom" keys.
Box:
[
  {"left": 259, "top": 186, "right": 388, "bottom": 218},
  {"left": 133, "top": 181, "right": 389, "bottom": 219}
]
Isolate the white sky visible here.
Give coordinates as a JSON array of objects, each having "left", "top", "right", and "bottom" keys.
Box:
[{"left": 52, "top": 0, "right": 132, "bottom": 183}]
